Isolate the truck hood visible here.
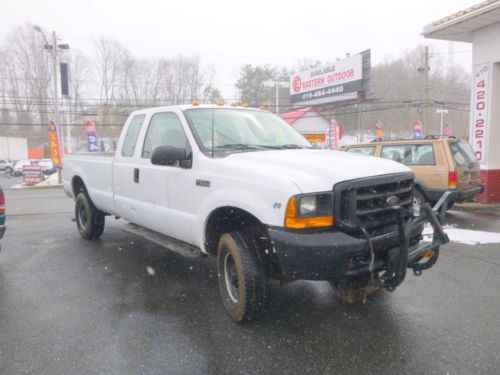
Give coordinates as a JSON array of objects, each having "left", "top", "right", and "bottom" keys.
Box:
[{"left": 223, "top": 149, "right": 412, "bottom": 193}]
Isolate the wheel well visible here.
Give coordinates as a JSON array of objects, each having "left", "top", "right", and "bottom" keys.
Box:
[
  {"left": 72, "top": 176, "right": 87, "bottom": 197},
  {"left": 204, "top": 207, "right": 266, "bottom": 256}
]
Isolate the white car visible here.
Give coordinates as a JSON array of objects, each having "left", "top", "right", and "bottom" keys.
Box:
[
  {"left": 33, "top": 159, "right": 56, "bottom": 175},
  {"left": 0, "top": 159, "right": 13, "bottom": 171},
  {"left": 12, "top": 160, "right": 32, "bottom": 177},
  {"left": 63, "top": 104, "right": 448, "bottom": 322}
]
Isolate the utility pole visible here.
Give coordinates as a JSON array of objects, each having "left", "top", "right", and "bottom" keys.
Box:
[
  {"left": 34, "top": 26, "right": 69, "bottom": 183},
  {"left": 423, "top": 46, "right": 430, "bottom": 136},
  {"left": 51, "top": 31, "right": 61, "bottom": 159},
  {"left": 263, "top": 80, "right": 290, "bottom": 115}
]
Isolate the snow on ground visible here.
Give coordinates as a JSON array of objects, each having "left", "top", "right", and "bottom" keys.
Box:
[
  {"left": 10, "top": 173, "right": 61, "bottom": 189},
  {"left": 424, "top": 224, "right": 500, "bottom": 245},
  {"left": 35, "top": 173, "right": 60, "bottom": 187}
]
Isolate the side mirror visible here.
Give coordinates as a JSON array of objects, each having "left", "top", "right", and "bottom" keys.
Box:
[{"left": 151, "top": 146, "right": 190, "bottom": 167}]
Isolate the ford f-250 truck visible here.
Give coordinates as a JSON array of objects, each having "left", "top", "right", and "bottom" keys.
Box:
[{"left": 63, "top": 105, "right": 449, "bottom": 322}]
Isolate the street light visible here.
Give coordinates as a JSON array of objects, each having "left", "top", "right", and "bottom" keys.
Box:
[
  {"left": 263, "top": 80, "right": 290, "bottom": 115},
  {"left": 33, "top": 25, "right": 69, "bottom": 183},
  {"left": 436, "top": 107, "right": 449, "bottom": 135}
]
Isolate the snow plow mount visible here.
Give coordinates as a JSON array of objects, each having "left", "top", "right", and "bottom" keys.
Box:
[{"left": 364, "top": 192, "right": 450, "bottom": 291}]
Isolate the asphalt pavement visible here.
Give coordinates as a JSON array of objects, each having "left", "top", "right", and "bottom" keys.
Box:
[{"left": 0, "top": 182, "right": 499, "bottom": 374}]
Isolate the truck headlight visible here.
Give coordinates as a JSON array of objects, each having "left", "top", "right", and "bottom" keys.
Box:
[
  {"left": 299, "top": 195, "right": 317, "bottom": 216},
  {"left": 285, "top": 192, "right": 334, "bottom": 229}
]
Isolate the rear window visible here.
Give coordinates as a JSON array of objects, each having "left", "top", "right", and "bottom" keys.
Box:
[
  {"left": 346, "top": 146, "right": 376, "bottom": 156},
  {"left": 381, "top": 144, "right": 435, "bottom": 165},
  {"left": 450, "top": 141, "right": 478, "bottom": 166},
  {"left": 121, "top": 115, "right": 146, "bottom": 157}
]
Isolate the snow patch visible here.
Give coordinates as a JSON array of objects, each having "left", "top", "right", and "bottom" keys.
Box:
[
  {"left": 146, "top": 266, "right": 156, "bottom": 276},
  {"left": 424, "top": 224, "right": 500, "bottom": 245},
  {"left": 35, "top": 173, "right": 60, "bottom": 186}
]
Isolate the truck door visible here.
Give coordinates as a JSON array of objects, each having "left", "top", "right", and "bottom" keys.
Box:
[
  {"left": 113, "top": 114, "right": 147, "bottom": 221},
  {"left": 132, "top": 111, "right": 195, "bottom": 244}
]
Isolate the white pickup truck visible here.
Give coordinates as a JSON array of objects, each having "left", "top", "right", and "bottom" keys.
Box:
[{"left": 63, "top": 105, "right": 448, "bottom": 322}]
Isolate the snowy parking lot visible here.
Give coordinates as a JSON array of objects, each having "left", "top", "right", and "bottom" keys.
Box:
[{"left": 0, "top": 183, "right": 499, "bottom": 374}]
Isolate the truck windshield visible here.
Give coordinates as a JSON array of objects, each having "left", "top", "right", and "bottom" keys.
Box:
[{"left": 184, "top": 108, "right": 311, "bottom": 154}]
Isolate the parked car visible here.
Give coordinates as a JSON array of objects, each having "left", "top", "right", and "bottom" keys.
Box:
[
  {"left": 0, "top": 159, "right": 13, "bottom": 171},
  {"left": 63, "top": 105, "right": 448, "bottom": 322},
  {"left": 343, "top": 136, "right": 484, "bottom": 209},
  {"left": 11, "top": 160, "right": 32, "bottom": 177},
  {"left": 33, "top": 159, "right": 57, "bottom": 175},
  {"left": 0, "top": 186, "right": 5, "bottom": 252}
]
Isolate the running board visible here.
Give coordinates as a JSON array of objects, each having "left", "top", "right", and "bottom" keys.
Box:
[{"left": 122, "top": 223, "right": 202, "bottom": 258}]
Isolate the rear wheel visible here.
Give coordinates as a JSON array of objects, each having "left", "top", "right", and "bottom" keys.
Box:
[
  {"left": 75, "top": 192, "right": 105, "bottom": 240},
  {"left": 217, "top": 231, "right": 270, "bottom": 322}
]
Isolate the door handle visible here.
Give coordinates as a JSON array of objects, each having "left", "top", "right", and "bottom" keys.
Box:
[{"left": 134, "top": 168, "right": 140, "bottom": 183}]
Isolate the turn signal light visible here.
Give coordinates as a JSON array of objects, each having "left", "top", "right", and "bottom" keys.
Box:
[
  {"left": 448, "top": 171, "right": 457, "bottom": 189},
  {"left": 192, "top": 99, "right": 200, "bottom": 106},
  {"left": 285, "top": 197, "right": 334, "bottom": 229},
  {"left": 0, "top": 190, "right": 4, "bottom": 216},
  {"left": 423, "top": 250, "right": 435, "bottom": 259}
]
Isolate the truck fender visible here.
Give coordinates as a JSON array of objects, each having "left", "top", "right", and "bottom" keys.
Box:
[{"left": 195, "top": 189, "right": 281, "bottom": 253}]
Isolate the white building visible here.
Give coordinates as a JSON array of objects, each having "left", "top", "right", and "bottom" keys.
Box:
[
  {"left": 0, "top": 136, "right": 28, "bottom": 160},
  {"left": 423, "top": 0, "right": 500, "bottom": 202}
]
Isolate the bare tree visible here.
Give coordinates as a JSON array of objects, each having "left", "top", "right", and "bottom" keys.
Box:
[{"left": 93, "top": 36, "right": 126, "bottom": 107}]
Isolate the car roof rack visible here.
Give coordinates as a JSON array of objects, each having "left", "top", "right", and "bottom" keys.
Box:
[{"left": 424, "top": 135, "right": 457, "bottom": 139}]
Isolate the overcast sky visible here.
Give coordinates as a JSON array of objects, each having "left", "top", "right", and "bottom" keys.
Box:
[{"left": 1, "top": 0, "right": 479, "bottom": 98}]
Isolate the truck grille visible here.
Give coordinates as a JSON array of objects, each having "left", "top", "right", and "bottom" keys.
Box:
[{"left": 333, "top": 173, "right": 414, "bottom": 236}]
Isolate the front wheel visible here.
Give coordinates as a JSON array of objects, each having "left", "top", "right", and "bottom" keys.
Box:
[
  {"left": 75, "top": 192, "right": 105, "bottom": 240},
  {"left": 217, "top": 231, "right": 270, "bottom": 322}
]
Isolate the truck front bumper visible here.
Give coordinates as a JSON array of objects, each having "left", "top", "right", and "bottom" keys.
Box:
[
  {"left": 268, "top": 201, "right": 449, "bottom": 287},
  {"left": 268, "top": 224, "right": 423, "bottom": 280}
]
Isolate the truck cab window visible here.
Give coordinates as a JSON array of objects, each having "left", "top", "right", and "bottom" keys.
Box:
[
  {"left": 142, "top": 112, "right": 189, "bottom": 159},
  {"left": 121, "top": 115, "right": 145, "bottom": 157}
]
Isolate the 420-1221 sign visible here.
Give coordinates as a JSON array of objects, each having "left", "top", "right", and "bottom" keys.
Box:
[
  {"left": 471, "top": 63, "right": 490, "bottom": 164},
  {"left": 301, "top": 85, "right": 344, "bottom": 101}
]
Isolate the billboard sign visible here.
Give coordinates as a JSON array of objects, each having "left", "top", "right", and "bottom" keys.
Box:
[
  {"left": 290, "top": 53, "right": 363, "bottom": 106},
  {"left": 86, "top": 120, "right": 100, "bottom": 152}
]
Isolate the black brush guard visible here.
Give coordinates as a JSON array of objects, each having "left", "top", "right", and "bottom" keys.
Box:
[{"left": 358, "top": 191, "right": 451, "bottom": 290}]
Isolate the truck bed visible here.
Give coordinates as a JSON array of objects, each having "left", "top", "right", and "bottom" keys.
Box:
[{"left": 63, "top": 153, "right": 116, "bottom": 215}]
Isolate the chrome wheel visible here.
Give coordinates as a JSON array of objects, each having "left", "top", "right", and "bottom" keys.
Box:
[{"left": 223, "top": 251, "right": 239, "bottom": 303}]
